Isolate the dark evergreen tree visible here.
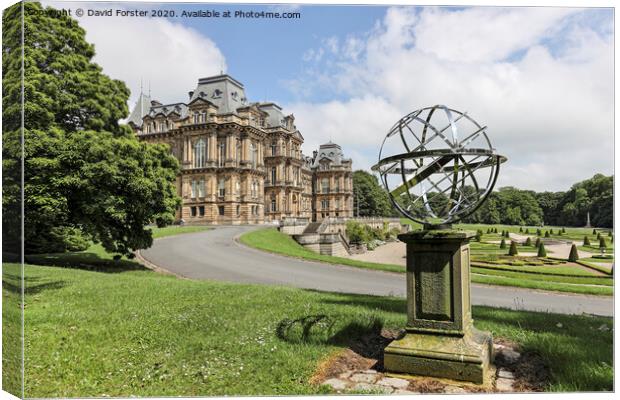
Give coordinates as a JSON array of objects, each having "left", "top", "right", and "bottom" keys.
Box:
[
  {"left": 3, "top": 2, "right": 180, "bottom": 255},
  {"left": 508, "top": 241, "right": 518, "bottom": 256},
  {"left": 525, "top": 237, "right": 532, "bottom": 246},
  {"left": 537, "top": 243, "right": 547, "bottom": 257},
  {"left": 499, "top": 238, "right": 506, "bottom": 249},
  {"left": 568, "top": 244, "right": 579, "bottom": 262},
  {"left": 584, "top": 236, "right": 591, "bottom": 246}
]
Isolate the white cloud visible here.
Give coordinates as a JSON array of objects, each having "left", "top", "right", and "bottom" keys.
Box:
[
  {"left": 46, "top": 2, "right": 226, "bottom": 109},
  {"left": 287, "top": 7, "right": 613, "bottom": 192}
]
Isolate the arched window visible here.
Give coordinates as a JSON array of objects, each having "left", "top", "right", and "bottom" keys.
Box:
[
  {"left": 201, "top": 111, "right": 207, "bottom": 123},
  {"left": 193, "top": 138, "right": 206, "bottom": 168}
]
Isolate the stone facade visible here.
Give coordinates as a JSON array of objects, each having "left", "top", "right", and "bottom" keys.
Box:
[{"left": 129, "top": 74, "right": 353, "bottom": 224}]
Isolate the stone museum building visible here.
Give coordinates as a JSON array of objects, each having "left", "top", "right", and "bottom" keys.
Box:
[{"left": 129, "top": 74, "right": 353, "bottom": 224}]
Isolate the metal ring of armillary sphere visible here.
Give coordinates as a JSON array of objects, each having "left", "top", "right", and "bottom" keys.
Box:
[{"left": 371, "top": 105, "right": 507, "bottom": 228}]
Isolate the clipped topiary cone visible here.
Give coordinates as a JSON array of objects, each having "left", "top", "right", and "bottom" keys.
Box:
[
  {"left": 544, "top": 231, "right": 550, "bottom": 238},
  {"left": 537, "top": 243, "right": 547, "bottom": 257},
  {"left": 600, "top": 237, "right": 607, "bottom": 249},
  {"left": 525, "top": 237, "right": 532, "bottom": 246},
  {"left": 525, "top": 228, "right": 530, "bottom": 234},
  {"left": 550, "top": 229, "right": 554, "bottom": 235},
  {"left": 500, "top": 238, "right": 506, "bottom": 249},
  {"left": 584, "top": 236, "right": 591, "bottom": 246},
  {"left": 508, "top": 241, "right": 518, "bottom": 256},
  {"left": 535, "top": 237, "right": 541, "bottom": 248},
  {"left": 568, "top": 244, "right": 579, "bottom": 262}
]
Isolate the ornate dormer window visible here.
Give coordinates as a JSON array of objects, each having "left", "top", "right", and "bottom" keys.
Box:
[{"left": 212, "top": 89, "right": 222, "bottom": 98}]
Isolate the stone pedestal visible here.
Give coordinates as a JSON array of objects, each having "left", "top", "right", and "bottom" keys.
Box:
[{"left": 384, "top": 230, "right": 493, "bottom": 384}]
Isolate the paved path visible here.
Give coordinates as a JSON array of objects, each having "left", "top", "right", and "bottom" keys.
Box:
[{"left": 140, "top": 226, "right": 614, "bottom": 317}]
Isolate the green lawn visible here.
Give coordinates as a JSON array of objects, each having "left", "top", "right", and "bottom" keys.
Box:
[
  {"left": 2, "top": 261, "right": 613, "bottom": 396},
  {"left": 239, "top": 228, "right": 404, "bottom": 273},
  {"left": 150, "top": 225, "right": 211, "bottom": 239},
  {"left": 240, "top": 228, "right": 613, "bottom": 296},
  {"left": 23, "top": 225, "right": 211, "bottom": 272}
]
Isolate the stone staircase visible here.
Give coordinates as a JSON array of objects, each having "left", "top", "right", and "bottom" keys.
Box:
[{"left": 303, "top": 221, "right": 323, "bottom": 234}]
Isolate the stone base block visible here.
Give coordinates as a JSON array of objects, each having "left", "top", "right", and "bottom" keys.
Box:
[{"left": 384, "top": 327, "right": 492, "bottom": 384}]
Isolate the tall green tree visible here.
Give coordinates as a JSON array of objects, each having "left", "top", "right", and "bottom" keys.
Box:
[
  {"left": 352, "top": 170, "right": 394, "bottom": 217},
  {"left": 3, "top": 2, "right": 180, "bottom": 255}
]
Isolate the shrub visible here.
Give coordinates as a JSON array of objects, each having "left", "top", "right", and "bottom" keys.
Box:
[
  {"left": 608, "top": 231, "right": 613, "bottom": 237},
  {"left": 508, "top": 241, "right": 518, "bottom": 256},
  {"left": 346, "top": 220, "right": 370, "bottom": 244},
  {"left": 537, "top": 229, "right": 542, "bottom": 236},
  {"left": 475, "top": 232, "right": 482, "bottom": 242},
  {"left": 568, "top": 244, "right": 579, "bottom": 262},
  {"left": 599, "top": 237, "right": 607, "bottom": 249},
  {"left": 519, "top": 227, "right": 523, "bottom": 233},
  {"left": 389, "top": 227, "right": 401, "bottom": 239},
  {"left": 486, "top": 228, "right": 491, "bottom": 234},
  {"left": 544, "top": 231, "right": 550, "bottom": 238},
  {"left": 525, "top": 237, "right": 532, "bottom": 246},
  {"left": 535, "top": 237, "right": 541, "bottom": 248},
  {"left": 597, "top": 233, "right": 602, "bottom": 240},
  {"left": 537, "top": 243, "right": 547, "bottom": 257},
  {"left": 499, "top": 238, "right": 506, "bottom": 249},
  {"left": 525, "top": 228, "right": 530, "bottom": 234},
  {"left": 550, "top": 229, "right": 554, "bottom": 235},
  {"left": 593, "top": 229, "right": 597, "bottom": 235},
  {"left": 583, "top": 236, "right": 591, "bottom": 246},
  {"left": 561, "top": 227, "right": 566, "bottom": 233}
]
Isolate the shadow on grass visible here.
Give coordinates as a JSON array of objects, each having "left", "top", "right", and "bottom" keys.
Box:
[
  {"left": 3, "top": 278, "right": 66, "bottom": 295},
  {"left": 275, "top": 313, "right": 401, "bottom": 363},
  {"left": 24, "top": 252, "right": 147, "bottom": 273}
]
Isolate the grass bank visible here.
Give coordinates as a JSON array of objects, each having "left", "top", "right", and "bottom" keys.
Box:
[
  {"left": 239, "top": 228, "right": 613, "bottom": 296},
  {"left": 2, "top": 261, "right": 613, "bottom": 396},
  {"left": 238, "top": 228, "right": 404, "bottom": 273}
]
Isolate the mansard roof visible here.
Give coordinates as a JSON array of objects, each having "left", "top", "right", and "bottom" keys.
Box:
[
  {"left": 127, "top": 92, "right": 152, "bottom": 127},
  {"left": 188, "top": 74, "right": 248, "bottom": 114},
  {"left": 311, "top": 140, "right": 351, "bottom": 168},
  {"left": 147, "top": 103, "right": 189, "bottom": 119}
]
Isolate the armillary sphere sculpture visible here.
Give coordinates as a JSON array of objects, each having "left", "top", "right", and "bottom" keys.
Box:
[
  {"left": 372, "top": 105, "right": 506, "bottom": 229},
  {"left": 375, "top": 105, "right": 506, "bottom": 385}
]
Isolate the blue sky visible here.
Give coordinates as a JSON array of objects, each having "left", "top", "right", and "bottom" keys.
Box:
[{"left": 48, "top": 2, "right": 614, "bottom": 192}]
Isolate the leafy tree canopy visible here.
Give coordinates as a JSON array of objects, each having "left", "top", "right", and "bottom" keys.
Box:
[
  {"left": 352, "top": 170, "right": 394, "bottom": 217},
  {"left": 3, "top": 2, "right": 180, "bottom": 255}
]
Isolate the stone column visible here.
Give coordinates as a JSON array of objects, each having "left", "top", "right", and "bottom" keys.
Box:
[{"left": 383, "top": 230, "right": 493, "bottom": 384}]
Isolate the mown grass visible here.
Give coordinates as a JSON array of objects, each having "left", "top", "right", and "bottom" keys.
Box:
[
  {"left": 150, "top": 225, "right": 211, "bottom": 239},
  {"left": 471, "top": 266, "right": 613, "bottom": 287},
  {"left": 24, "top": 226, "right": 212, "bottom": 273},
  {"left": 240, "top": 228, "right": 613, "bottom": 296},
  {"left": 471, "top": 273, "right": 612, "bottom": 296},
  {"left": 2, "top": 261, "right": 613, "bottom": 396},
  {"left": 239, "top": 228, "right": 404, "bottom": 273},
  {"left": 471, "top": 262, "right": 601, "bottom": 276}
]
